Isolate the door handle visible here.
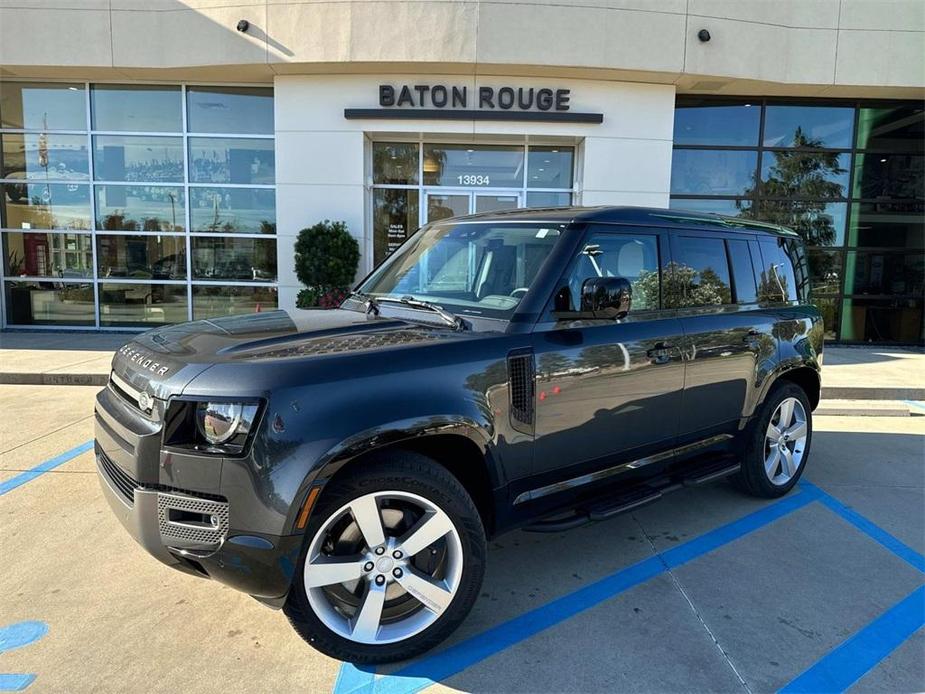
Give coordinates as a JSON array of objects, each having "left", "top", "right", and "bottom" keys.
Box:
[{"left": 646, "top": 342, "right": 673, "bottom": 364}]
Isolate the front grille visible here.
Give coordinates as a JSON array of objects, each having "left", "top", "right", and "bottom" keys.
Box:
[
  {"left": 98, "top": 445, "right": 140, "bottom": 505},
  {"left": 157, "top": 492, "right": 229, "bottom": 547}
]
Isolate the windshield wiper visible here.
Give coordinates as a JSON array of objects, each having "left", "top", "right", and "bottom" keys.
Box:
[{"left": 377, "top": 295, "right": 467, "bottom": 331}]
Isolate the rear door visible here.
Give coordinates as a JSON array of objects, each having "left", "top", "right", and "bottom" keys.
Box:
[
  {"left": 669, "top": 232, "right": 776, "bottom": 442},
  {"left": 530, "top": 224, "right": 685, "bottom": 480}
]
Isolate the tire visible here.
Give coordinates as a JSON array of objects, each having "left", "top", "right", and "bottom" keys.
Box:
[
  {"left": 734, "top": 381, "right": 813, "bottom": 498},
  {"left": 284, "top": 452, "right": 486, "bottom": 663}
]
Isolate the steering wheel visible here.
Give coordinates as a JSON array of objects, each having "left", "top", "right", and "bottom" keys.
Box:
[{"left": 510, "top": 288, "right": 529, "bottom": 298}]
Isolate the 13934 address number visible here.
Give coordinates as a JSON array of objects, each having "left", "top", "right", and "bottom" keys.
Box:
[{"left": 457, "top": 175, "right": 491, "bottom": 186}]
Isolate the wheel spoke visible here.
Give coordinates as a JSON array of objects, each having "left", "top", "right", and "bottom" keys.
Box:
[
  {"left": 349, "top": 495, "right": 386, "bottom": 549},
  {"left": 398, "top": 511, "right": 454, "bottom": 557},
  {"left": 766, "top": 422, "right": 783, "bottom": 442},
  {"left": 778, "top": 399, "right": 795, "bottom": 428},
  {"left": 765, "top": 447, "right": 781, "bottom": 479},
  {"left": 781, "top": 447, "right": 797, "bottom": 477},
  {"left": 786, "top": 420, "right": 807, "bottom": 441},
  {"left": 305, "top": 556, "right": 364, "bottom": 588},
  {"left": 351, "top": 581, "right": 387, "bottom": 641},
  {"left": 396, "top": 567, "right": 454, "bottom": 615}
]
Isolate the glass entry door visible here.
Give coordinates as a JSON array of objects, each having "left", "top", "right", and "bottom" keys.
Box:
[{"left": 424, "top": 191, "right": 522, "bottom": 224}]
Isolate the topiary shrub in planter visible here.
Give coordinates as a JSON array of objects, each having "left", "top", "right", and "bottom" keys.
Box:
[{"left": 294, "top": 220, "right": 360, "bottom": 309}]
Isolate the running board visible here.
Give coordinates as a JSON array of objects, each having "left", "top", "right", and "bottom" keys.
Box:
[{"left": 523, "top": 458, "right": 740, "bottom": 534}]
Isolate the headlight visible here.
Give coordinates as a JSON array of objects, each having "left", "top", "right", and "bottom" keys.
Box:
[{"left": 194, "top": 401, "right": 260, "bottom": 451}]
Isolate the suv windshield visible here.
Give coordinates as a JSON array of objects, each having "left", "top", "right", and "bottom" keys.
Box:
[{"left": 358, "top": 222, "right": 566, "bottom": 319}]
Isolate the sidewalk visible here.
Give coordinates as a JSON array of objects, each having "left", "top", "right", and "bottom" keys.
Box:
[{"left": 0, "top": 330, "right": 923, "bottom": 397}]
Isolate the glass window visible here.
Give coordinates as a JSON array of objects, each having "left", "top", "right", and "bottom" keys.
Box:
[
  {"left": 763, "top": 106, "right": 854, "bottom": 149},
  {"left": 760, "top": 151, "right": 850, "bottom": 198},
  {"left": 189, "top": 137, "right": 274, "bottom": 184},
  {"left": 372, "top": 143, "right": 419, "bottom": 184},
  {"left": 3, "top": 281, "right": 95, "bottom": 326},
  {"left": 191, "top": 237, "right": 277, "bottom": 282},
  {"left": 1, "top": 134, "right": 89, "bottom": 181},
  {"left": 99, "top": 282, "right": 189, "bottom": 327},
  {"left": 527, "top": 147, "right": 573, "bottom": 188},
  {"left": 852, "top": 153, "right": 924, "bottom": 201},
  {"left": 373, "top": 188, "right": 419, "bottom": 266},
  {"left": 189, "top": 187, "right": 275, "bottom": 234},
  {"left": 92, "top": 135, "right": 183, "bottom": 182},
  {"left": 674, "top": 100, "right": 760, "bottom": 146},
  {"left": 2, "top": 182, "right": 91, "bottom": 230},
  {"left": 426, "top": 193, "right": 469, "bottom": 222},
  {"left": 192, "top": 285, "right": 278, "bottom": 320},
  {"left": 423, "top": 144, "right": 524, "bottom": 187},
  {"left": 3, "top": 231, "right": 93, "bottom": 278},
  {"left": 856, "top": 106, "right": 924, "bottom": 152},
  {"left": 669, "top": 198, "right": 752, "bottom": 216},
  {"left": 670, "top": 149, "right": 757, "bottom": 196},
  {"left": 758, "top": 238, "right": 799, "bottom": 303},
  {"left": 808, "top": 249, "right": 843, "bottom": 295},
  {"left": 96, "top": 235, "right": 187, "bottom": 280},
  {"left": 668, "top": 236, "right": 732, "bottom": 307},
  {"left": 755, "top": 200, "right": 846, "bottom": 247},
  {"left": 848, "top": 202, "right": 924, "bottom": 248},
  {"left": 839, "top": 297, "right": 923, "bottom": 342},
  {"left": 813, "top": 295, "right": 840, "bottom": 341},
  {"left": 475, "top": 194, "right": 519, "bottom": 214},
  {"left": 95, "top": 185, "right": 185, "bottom": 232},
  {"left": 91, "top": 85, "right": 182, "bottom": 132},
  {"left": 361, "top": 222, "right": 564, "bottom": 319},
  {"left": 564, "top": 232, "right": 660, "bottom": 312},
  {"left": 526, "top": 191, "right": 571, "bottom": 208},
  {"left": 186, "top": 87, "right": 273, "bottom": 135},
  {"left": 844, "top": 251, "right": 923, "bottom": 297},
  {"left": 0, "top": 82, "right": 86, "bottom": 131},
  {"left": 726, "top": 239, "right": 758, "bottom": 303}
]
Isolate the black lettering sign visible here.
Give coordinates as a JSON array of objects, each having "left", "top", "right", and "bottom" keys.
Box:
[
  {"left": 479, "top": 87, "right": 495, "bottom": 109},
  {"left": 497, "top": 87, "right": 515, "bottom": 110},
  {"left": 396, "top": 86, "right": 414, "bottom": 107},
  {"left": 536, "top": 88, "right": 553, "bottom": 111},
  {"left": 379, "top": 85, "right": 395, "bottom": 107},
  {"left": 452, "top": 86, "right": 467, "bottom": 108},
  {"left": 432, "top": 85, "right": 448, "bottom": 107},
  {"left": 555, "top": 89, "right": 570, "bottom": 111}
]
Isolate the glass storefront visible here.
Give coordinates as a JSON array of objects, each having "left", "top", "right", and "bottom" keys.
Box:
[
  {"left": 371, "top": 142, "right": 575, "bottom": 266},
  {"left": 0, "top": 81, "right": 278, "bottom": 328},
  {"left": 672, "top": 98, "right": 924, "bottom": 344}
]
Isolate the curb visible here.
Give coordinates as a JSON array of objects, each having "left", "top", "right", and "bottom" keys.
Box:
[
  {"left": 822, "top": 386, "right": 925, "bottom": 401},
  {"left": 0, "top": 373, "right": 108, "bottom": 386}
]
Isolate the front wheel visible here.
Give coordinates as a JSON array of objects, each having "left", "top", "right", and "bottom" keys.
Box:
[
  {"left": 735, "top": 382, "right": 813, "bottom": 498},
  {"left": 284, "top": 453, "right": 486, "bottom": 663}
]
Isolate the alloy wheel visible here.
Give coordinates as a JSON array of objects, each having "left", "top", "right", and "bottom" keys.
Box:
[
  {"left": 303, "top": 491, "right": 463, "bottom": 645},
  {"left": 764, "top": 396, "right": 809, "bottom": 485}
]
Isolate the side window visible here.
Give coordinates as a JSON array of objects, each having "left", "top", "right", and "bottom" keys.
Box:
[
  {"left": 668, "top": 236, "right": 732, "bottom": 308},
  {"left": 562, "top": 232, "right": 660, "bottom": 312},
  {"left": 758, "top": 238, "right": 799, "bottom": 303},
  {"left": 726, "top": 238, "right": 758, "bottom": 304}
]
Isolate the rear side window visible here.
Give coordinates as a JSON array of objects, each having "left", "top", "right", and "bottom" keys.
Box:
[
  {"left": 758, "top": 238, "right": 799, "bottom": 303},
  {"left": 726, "top": 238, "right": 758, "bottom": 304},
  {"left": 668, "top": 236, "right": 732, "bottom": 308}
]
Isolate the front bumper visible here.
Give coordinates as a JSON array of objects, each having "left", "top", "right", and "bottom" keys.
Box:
[{"left": 95, "top": 385, "right": 302, "bottom": 607}]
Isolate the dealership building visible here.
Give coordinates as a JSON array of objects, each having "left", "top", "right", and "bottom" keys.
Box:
[{"left": 0, "top": 0, "right": 922, "bottom": 343}]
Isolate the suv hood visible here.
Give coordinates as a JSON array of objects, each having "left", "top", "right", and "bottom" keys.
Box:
[{"left": 111, "top": 309, "right": 478, "bottom": 400}]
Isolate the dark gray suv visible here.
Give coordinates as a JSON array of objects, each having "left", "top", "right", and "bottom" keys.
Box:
[{"left": 95, "top": 206, "right": 822, "bottom": 663}]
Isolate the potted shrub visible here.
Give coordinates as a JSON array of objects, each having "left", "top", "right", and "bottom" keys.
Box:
[{"left": 294, "top": 220, "right": 360, "bottom": 309}]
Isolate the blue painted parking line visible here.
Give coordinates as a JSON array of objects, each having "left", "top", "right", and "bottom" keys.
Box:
[
  {"left": 334, "top": 486, "right": 822, "bottom": 694},
  {"left": 0, "top": 621, "right": 48, "bottom": 692},
  {"left": 803, "top": 481, "right": 925, "bottom": 573},
  {"left": 0, "top": 440, "right": 94, "bottom": 498},
  {"left": 335, "top": 664, "right": 377, "bottom": 693},
  {"left": 780, "top": 583, "right": 925, "bottom": 693}
]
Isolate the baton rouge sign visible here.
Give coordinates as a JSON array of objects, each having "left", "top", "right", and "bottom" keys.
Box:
[{"left": 343, "top": 84, "right": 603, "bottom": 124}]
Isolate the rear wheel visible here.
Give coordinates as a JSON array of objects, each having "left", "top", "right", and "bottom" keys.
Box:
[
  {"left": 735, "top": 382, "right": 812, "bottom": 498},
  {"left": 284, "top": 453, "right": 486, "bottom": 663}
]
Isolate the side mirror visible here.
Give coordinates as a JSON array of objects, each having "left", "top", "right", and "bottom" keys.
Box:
[{"left": 580, "top": 277, "right": 632, "bottom": 320}]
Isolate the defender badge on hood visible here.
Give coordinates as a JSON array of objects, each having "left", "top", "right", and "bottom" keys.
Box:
[{"left": 119, "top": 345, "right": 171, "bottom": 376}]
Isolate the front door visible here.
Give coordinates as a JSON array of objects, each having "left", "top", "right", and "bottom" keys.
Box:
[
  {"left": 531, "top": 225, "right": 685, "bottom": 481},
  {"left": 424, "top": 191, "right": 523, "bottom": 224}
]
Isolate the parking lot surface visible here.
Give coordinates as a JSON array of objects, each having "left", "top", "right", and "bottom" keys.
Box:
[{"left": 1, "top": 383, "right": 923, "bottom": 693}]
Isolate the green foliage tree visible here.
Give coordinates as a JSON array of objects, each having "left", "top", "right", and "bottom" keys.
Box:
[{"left": 294, "top": 220, "right": 360, "bottom": 308}]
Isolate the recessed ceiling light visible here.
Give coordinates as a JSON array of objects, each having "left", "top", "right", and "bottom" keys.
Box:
[
  {"left": 881, "top": 158, "right": 888, "bottom": 163},
  {"left": 466, "top": 149, "right": 474, "bottom": 153}
]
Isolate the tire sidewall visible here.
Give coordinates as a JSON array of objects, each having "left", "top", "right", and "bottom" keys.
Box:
[{"left": 285, "top": 455, "right": 486, "bottom": 662}]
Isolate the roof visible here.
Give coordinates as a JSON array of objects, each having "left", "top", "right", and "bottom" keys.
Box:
[{"left": 440, "top": 205, "right": 800, "bottom": 238}]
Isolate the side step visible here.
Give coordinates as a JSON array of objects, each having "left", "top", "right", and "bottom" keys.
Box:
[{"left": 523, "top": 459, "right": 741, "bottom": 534}]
